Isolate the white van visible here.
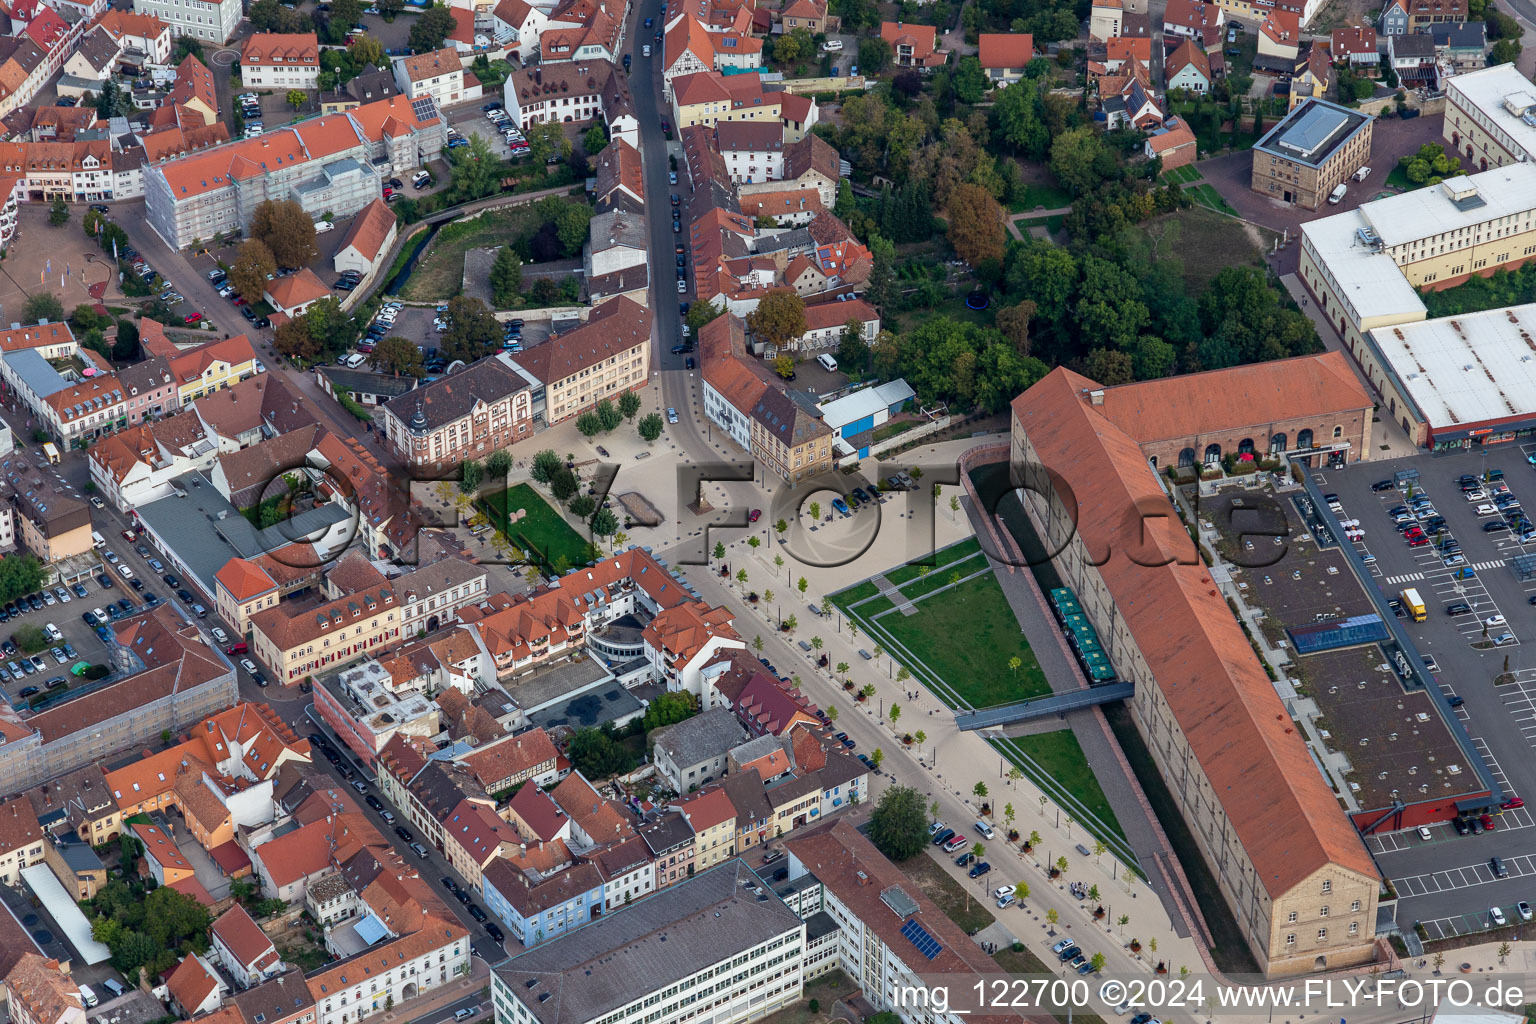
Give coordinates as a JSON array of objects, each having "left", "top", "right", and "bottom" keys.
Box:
[
  {"left": 78, "top": 986, "right": 98, "bottom": 1008},
  {"left": 314, "top": 220, "right": 333, "bottom": 233},
  {"left": 1353, "top": 165, "right": 1372, "bottom": 182},
  {"left": 816, "top": 353, "right": 838, "bottom": 372},
  {"left": 91, "top": 530, "right": 105, "bottom": 549},
  {"left": 344, "top": 353, "right": 368, "bottom": 368},
  {"left": 1327, "top": 183, "right": 1348, "bottom": 205}
]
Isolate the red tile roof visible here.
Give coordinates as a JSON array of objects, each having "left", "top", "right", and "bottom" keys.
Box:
[
  {"left": 1011, "top": 366, "right": 1378, "bottom": 897},
  {"left": 242, "top": 32, "right": 319, "bottom": 68},
  {"left": 217, "top": 557, "right": 278, "bottom": 603},
  {"left": 978, "top": 32, "right": 1034, "bottom": 68},
  {"left": 507, "top": 784, "right": 569, "bottom": 842},
  {"left": 265, "top": 269, "right": 330, "bottom": 313},
  {"left": 166, "top": 955, "right": 219, "bottom": 1012},
  {"left": 337, "top": 198, "right": 396, "bottom": 263}
]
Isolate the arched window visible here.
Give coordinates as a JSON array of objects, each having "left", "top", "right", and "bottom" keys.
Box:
[
  {"left": 1204, "top": 443, "right": 1222, "bottom": 464},
  {"left": 1238, "top": 438, "right": 1255, "bottom": 455},
  {"left": 1270, "top": 433, "right": 1287, "bottom": 453},
  {"left": 1333, "top": 425, "right": 1343, "bottom": 438},
  {"left": 1178, "top": 447, "right": 1196, "bottom": 468},
  {"left": 1297, "top": 428, "right": 1314, "bottom": 449}
]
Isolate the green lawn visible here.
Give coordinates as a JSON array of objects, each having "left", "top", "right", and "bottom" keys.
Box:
[
  {"left": 1188, "top": 183, "right": 1239, "bottom": 216},
  {"left": 1010, "top": 179, "right": 1074, "bottom": 212},
  {"left": 883, "top": 537, "right": 984, "bottom": 587},
  {"left": 900, "top": 851, "right": 999, "bottom": 935},
  {"left": 1141, "top": 205, "right": 1269, "bottom": 292},
  {"left": 1384, "top": 162, "right": 1424, "bottom": 192},
  {"left": 840, "top": 569, "right": 1050, "bottom": 709},
  {"left": 992, "top": 731, "right": 1133, "bottom": 870},
  {"left": 1161, "top": 164, "right": 1202, "bottom": 185},
  {"left": 482, "top": 483, "right": 591, "bottom": 571}
]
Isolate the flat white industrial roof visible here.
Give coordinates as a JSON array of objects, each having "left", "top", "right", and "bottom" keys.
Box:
[
  {"left": 1301, "top": 210, "right": 1426, "bottom": 323},
  {"left": 1365, "top": 301, "right": 1536, "bottom": 430},
  {"left": 20, "top": 864, "right": 110, "bottom": 964},
  {"left": 817, "top": 379, "right": 916, "bottom": 430},
  {"left": 1357, "top": 162, "right": 1536, "bottom": 248},
  {"left": 1447, "top": 63, "right": 1536, "bottom": 162}
]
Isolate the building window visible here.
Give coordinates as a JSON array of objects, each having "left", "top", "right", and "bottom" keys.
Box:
[{"left": 1320, "top": 880, "right": 1331, "bottom": 894}]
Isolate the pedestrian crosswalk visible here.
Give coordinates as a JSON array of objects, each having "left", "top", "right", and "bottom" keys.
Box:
[{"left": 1387, "top": 559, "right": 1505, "bottom": 586}]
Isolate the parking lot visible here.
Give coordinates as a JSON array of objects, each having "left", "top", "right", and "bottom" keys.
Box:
[
  {"left": 0, "top": 554, "right": 142, "bottom": 709},
  {"left": 1318, "top": 450, "right": 1536, "bottom": 937}
]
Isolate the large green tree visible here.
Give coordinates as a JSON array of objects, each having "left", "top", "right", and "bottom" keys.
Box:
[
  {"left": 448, "top": 132, "right": 501, "bottom": 202},
  {"left": 0, "top": 554, "right": 46, "bottom": 603},
  {"left": 230, "top": 239, "right": 277, "bottom": 302},
  {"left": 945, "top": 183, "right": 1005, "bottom": 266},
  {"left": 370, "top": 336, "right": 425, "bottom": 376},
  {"left": 441, "top": 295, "right": 501, "bottom": 364},
  {"left": 745, "top": 288, "right": 806, "bottom": 349},
  {"left": 868, "top": 785, "right": 928, "bottom": 860},
  {"left": 490, "top": 246, "right": 523, "bottom": 308},
  {"left": 250, "top": 199, "right": 318, "bottom": 268},
  {"left": 408, "top": 4, "right": 456, "bottom": 51},
  {"left": 24, "top": 293, "right": 64, "bottom": 324}
]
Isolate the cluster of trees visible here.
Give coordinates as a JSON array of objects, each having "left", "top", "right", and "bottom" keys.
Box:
[
  {"left": 568, "top": 723, "right": 639, "bottom": 778},
  {"left": 577, "top": 392, "right": 660, "bottom": 446},
  {"left": 230, "top": 199, "right": 318, "bottom": 303},
  {"left": 317, "top": 36, "right": 387, "bottom": 91},
  {"left": 1487, "top": 5, "right": 1524, "bottom": 65},
  {"left": 768, "top": 27, "right": 816, "bottom": 65},
  {"left": 70, "top": 304, "right": 137, "bottom": 362},
  {"left": 1399, "top": 142, "right": 1462, "bottom": 186},
  {"left": 1422, "top": 261, "right": 1536, "bottom": 318},
  {"left": 867, "top": 315, "right": 1047, "bottom": 413},
  {"left": 641, "top": 691, "right": 698, "bottom": 732},
  {"left": 530, "top": 448, "right": 623, "bottom": 536},
  {"left": 976, "top": 0, "right": 1077, "bottom": 41},
  {"left": 274, "top": 297, "right": 356, "bottom": 364},
  {"left": 1002, "top": 237, "right": 1318, "bottom": 382},
  {"left": 87, "top": 879, "right": 211, "bottom": 980}
]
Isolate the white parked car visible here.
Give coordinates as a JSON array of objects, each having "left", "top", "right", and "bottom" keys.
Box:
[
  {"left": 822, "top": 38, "right": 843, "bottom": 50},
  {"left": 1491, "top": 906, "right": 1508, "bottom": 926},
  {"left": 1417, "top": 826, "right": 1433, "bottom": 841},
  {"left": 315, "top": 220, "right": 333, "bottom": 233},
  {"left": 1486, "top": 614, "right": 1507, "bottom": 627}
]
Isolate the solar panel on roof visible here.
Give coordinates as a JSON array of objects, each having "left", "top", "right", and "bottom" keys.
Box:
[{"left": 900, "top": 918, "right": 942, "bottom": 960}]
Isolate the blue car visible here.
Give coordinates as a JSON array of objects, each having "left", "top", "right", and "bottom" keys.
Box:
[{"left": 831, "top": 498, "right": 851, "bottom": 517}]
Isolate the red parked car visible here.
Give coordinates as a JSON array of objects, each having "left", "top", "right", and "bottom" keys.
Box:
[
  {"left": 226, "top": 642, "right": 248, "bottom": 655},
  {"left": 1503, "top": 797, "right": 1526, "bottom": 809},
  {"left": 748, "top": 509, "right": 762, "bottom": 522},
  {"left": 184, "top": 312, "right": 203, "bottom": 324}
]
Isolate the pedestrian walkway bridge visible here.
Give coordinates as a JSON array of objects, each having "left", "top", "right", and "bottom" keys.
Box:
[{"left": 954, "top": 682, "right": 1136, "bottom": 731}]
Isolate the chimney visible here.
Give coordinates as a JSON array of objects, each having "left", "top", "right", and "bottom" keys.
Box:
[{"left": 1089, "top": 389, "right": 1105, "bottom": 405}]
